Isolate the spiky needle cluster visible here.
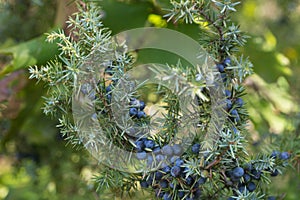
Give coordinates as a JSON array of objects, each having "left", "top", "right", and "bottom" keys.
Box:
[{"left": 29, "top": 1, "right": 291, "bottom": 200}]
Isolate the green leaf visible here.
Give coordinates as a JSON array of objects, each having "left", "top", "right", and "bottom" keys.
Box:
[{"left": 0, "top": 34, "right": 59, "bottom": 78}]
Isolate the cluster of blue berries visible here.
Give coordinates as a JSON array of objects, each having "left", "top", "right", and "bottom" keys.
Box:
[
  {"left": 224, "top": 89, "right": 244, "bottom": 124},
  {"left": 270, "top": 150, "right": 290, "bottom": 160},
  {"left": 216, "top": 57, "right": 231, "bottom": 83},
  {"left": 217, "top": 58, "right": 245, "bottom": 124},
  {"left": 129, "top": 98, "right": 147, "bottom": 119},
  {"left": 103, "top": 64, "right": 147, "bottom": 120},
  {"left": 226, "top": 151, "right": 290, "bottom": 199},
  {"left": 135, "top": 139, "right": 184, "bottom": 167},
  {"left": 105, "top": 84, "right": 113, "bottom": 103},
  {"left": 216, "top": 57, "right": 244, "bottom": 123},
  {"left": 103, "top": 60, "right": 129, "bottom": 103},
  {"left": 129, "top": 95, "right": 206, "bottom": 200},
  {"left": 137, "top": 142, "right": 207, "bottom": 200},
  {"left": 226, "top": 164, "right": 262, "bottom": 195},
  {"left": 100, "top": 57, "right": 291, "bottom": 200},
  {"left": 103, "top": 64, "right": 120, "bottom": 104}
]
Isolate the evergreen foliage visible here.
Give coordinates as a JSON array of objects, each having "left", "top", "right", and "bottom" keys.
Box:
[{"left": 28, "top": 1, "right": 292, "bottom": 199}]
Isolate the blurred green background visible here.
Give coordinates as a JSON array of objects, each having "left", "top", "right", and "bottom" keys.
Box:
[{"left": 0, "top": 0, "right": 299, "bottom": 199}]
